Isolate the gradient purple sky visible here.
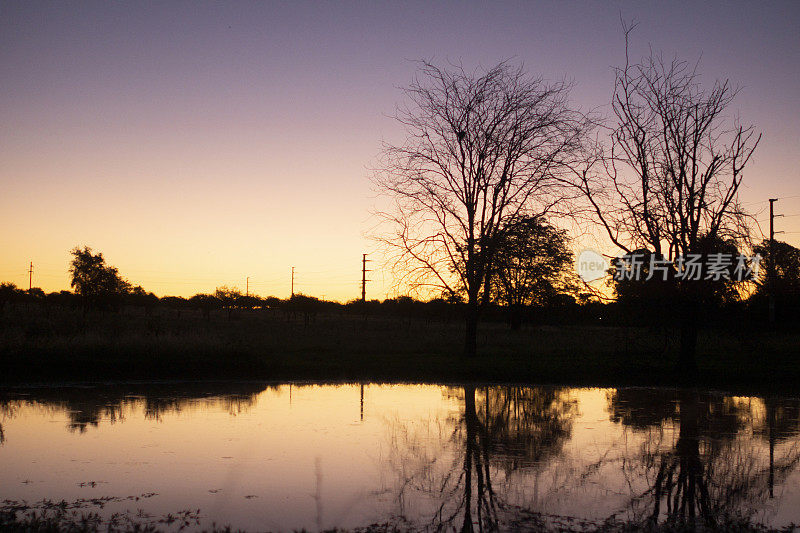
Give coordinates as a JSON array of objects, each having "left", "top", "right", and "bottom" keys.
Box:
[{"left": 1, "top": 1, "right": 798, "bottom": 300}]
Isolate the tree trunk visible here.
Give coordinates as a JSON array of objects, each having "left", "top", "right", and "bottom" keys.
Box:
[
  {"left": 464, "top": 299, "right": 479, "bottom": 357},
  {"left": 461, "top": 386, "right": 477, "bottom": 533},
  {"left": 678, "top": 299, "right": 698, "bottom": 377},
  {"left": 675, "top": 390, "right": 709, "bottom": 523},
  {"left": 508, "top": 304, "right": 522, "bottom": 330}
]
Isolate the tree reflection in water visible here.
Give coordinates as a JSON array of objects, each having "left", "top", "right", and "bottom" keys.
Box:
[
  {"left": 385, "top": 386, "right": 800, "bottom": 531},
  {"left": 607, "top": 388, "right": 800, "bottom": 529},
  {"left": 0, "top": 382, "right": 268, "bottom": 433},
  {"left": 384, "top": 385, "right": 578, "bottom": 532},
  {"left": 2, "top": 383, "right": 800, "bottom": 530}
]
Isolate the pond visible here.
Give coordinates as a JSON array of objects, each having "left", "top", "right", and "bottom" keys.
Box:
[{"left": 1, "top": 382, "right": 799, "bottom": 531}]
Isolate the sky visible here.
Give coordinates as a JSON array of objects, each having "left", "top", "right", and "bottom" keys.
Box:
[{"left": 1, "top": 1, "right": 798, "bottom": 300}]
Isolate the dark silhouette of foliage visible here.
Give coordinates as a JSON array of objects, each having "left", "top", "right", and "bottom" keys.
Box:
[
  {"left": 612, "top": 235, "right": 745, "bottom": 330},
  {"left": 160, "top": 296, "right": 189, "bottom": 309},
  {"left": 284, "top": 293, "right": 320, "bottom": 325},
  {"left": 236, "top": 294, "right": 261, "bottom": 310},
  {"left": 751, "top": 239, "right": 800, "bottom": 321},
  {"left": 214, "top": 286, "right": 242, "bottom": 319},
  {"left": 126, "top": 285, "right": 159, "bottom": 313},
  {"left": 45, "top": 290, "right": 80, "bottom": 309},
  {"left": 26, "top": 287, "right": 45, "bottom": 300},
  {"left": 612, "top": 249, "right": 677, "bottom": 315},
  {"left": 492, "top": 216, "right": 576, "bottom": 328},
  {"left": 0, "top": 282, "right": 25, "bottom": 313},
  {"left": 692, "top": 234, "right": 749, "bottom": 304},
  {"left": 753, "top": 240, "right": 800, "bottom": 296},
  {"left": 214, "top": 286, "right": 240, "bottom": 307},
  {"left": 189, "top": 293, "right": 222, "bottom": 319},
  {"left": 69, "top": 246, "right": 131, "bottom": 310},
  {"left": 262, "top": 296, "right": 281, "bottom": 309}
]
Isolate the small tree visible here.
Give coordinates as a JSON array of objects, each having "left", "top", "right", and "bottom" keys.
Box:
[
  {"left": 375, "top": 60, "right": 590, "bottom": 356},
  {"left": 215, "top": 286, "right": 242, "bottom": 319},
  {"left": 127, "top": 285, "right": 159, "bottom": 314},
  {"left": 612, "top": 236, "right": 743, "bottom": 331},
  {"left": 492, "top": 216, "right": 575, "bottom": 328},
  {"left": 190, "top": 293, "right": 222, "bottom": 319},
  {"left": 69, "top": 246, "right": 131, "bottom": 309},
  {"left": 753, "top": 240, "right": 800, "bottom": 297},
  {"left": 0, "top": 282, "right": 24, "bottom": 313},
  {"left": 752, "top": 239, "right": 800, "bottom": 321}
]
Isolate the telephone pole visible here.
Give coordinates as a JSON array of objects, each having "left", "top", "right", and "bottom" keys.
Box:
[
  {"left": 246, "top": 277, "right": 249, "bottom": 297},
  {"left": 291, "top": 267, "right": 295, "bottom": 298},
  {"left": 361, "top": 254, "right": 370, "bottom": 302},
  {"left": 768, "top": 198, "right": 783, "bottom": 324},
  {"left": 28, "top": 262, "right": 33, "bottom": 291}
]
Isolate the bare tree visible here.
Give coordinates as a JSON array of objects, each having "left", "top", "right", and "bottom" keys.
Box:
[
  {"left": 572, "top": 27, "right": 761, "bottom": 369},
  {"left": 375, "top": 61, "right": 590, "bottom": 357}
]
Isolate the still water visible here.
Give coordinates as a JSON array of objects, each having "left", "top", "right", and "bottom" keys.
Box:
[{"left": 1, "top": 382, "right": 799, "bottom": 531}]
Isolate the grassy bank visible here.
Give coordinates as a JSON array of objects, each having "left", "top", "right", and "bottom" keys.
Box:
[
  {"left": 1, "top": 305, "right": 798, "bottom": 391},
  {"left": 2, "top": 503, "right": 781, "bottom": 533}
]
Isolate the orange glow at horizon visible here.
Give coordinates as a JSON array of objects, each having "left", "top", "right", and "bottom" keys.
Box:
[{"left": 1, "top": 3, "right": 798, "bottom": 300}]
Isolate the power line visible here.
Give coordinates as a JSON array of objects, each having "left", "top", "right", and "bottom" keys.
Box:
[{"left": 740, "top": 194, "right": 800, "bottom": 206}]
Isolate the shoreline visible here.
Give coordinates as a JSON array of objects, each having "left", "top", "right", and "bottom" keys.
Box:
[{"left": 2, "top": 359, "right": 798, "bottom": 396}]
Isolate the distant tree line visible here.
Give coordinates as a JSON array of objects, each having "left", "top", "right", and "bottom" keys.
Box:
[{"left": 2, "top": 236, "right": 799, "bottom": 330}]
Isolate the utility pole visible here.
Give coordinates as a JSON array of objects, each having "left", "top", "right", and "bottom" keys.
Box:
[
  {"left": 770, "top": 198, "right": 777, "bottom": 247},
  {"left": 361, "top": 254, "right": 370, "bottom": 302},
  {"left": 28, "top": 261, "right": 33, "bottom": 291},
  {"left": 291, "top": 267, "right": 295, "bottom": 298},
  {"left": 768, "top": 198, "right": 784, "bottom": 324},
  {"left": 246, "top": 277, "right": 249, "bottom": 297}
]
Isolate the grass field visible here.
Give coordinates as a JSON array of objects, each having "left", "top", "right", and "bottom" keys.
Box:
[{"left": 1, "top": 304, "right": 798, "bottom": 392}]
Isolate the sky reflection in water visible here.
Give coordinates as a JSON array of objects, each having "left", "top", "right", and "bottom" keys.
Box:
[{"left": 1, "top": 383, "right": 799, "bottom": 531}]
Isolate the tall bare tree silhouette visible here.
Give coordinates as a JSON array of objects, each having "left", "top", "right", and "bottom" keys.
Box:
[
  {"left": 571, "top": 24, "right": 761, "bottom": 370},
  {"left": 375, "top": 61, "right": 591, "bottom": 356}
]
